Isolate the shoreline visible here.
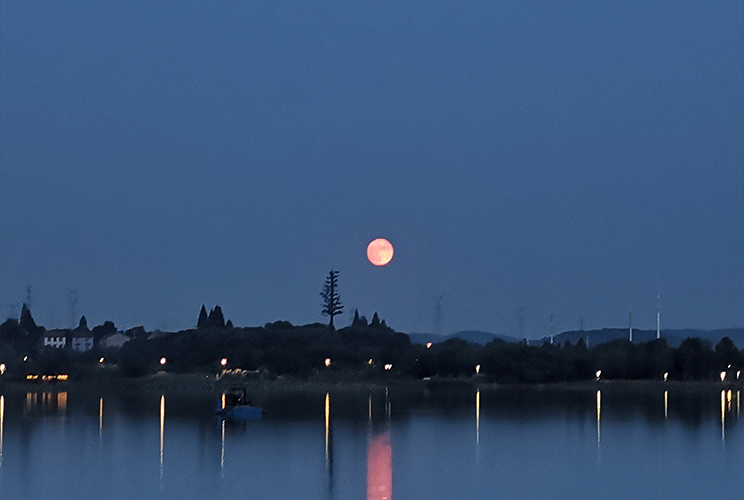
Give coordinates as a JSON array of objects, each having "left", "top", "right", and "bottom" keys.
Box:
[{"left": 1, "top": 372, "right": 741, "bottom": 397}]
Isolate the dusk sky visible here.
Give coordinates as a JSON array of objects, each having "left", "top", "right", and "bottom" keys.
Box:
[{"left": 1, "top": 1, "right": 742, "bottom": 338}]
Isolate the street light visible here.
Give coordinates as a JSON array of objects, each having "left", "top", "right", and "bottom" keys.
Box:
[
  {"left": 595, "top": 370, "right": 602, "bottom": 381},
  {"left": 475, "top": 364, "right": 481, "bottom": 375},
  {"left": 0, "top": 364, "right": 5, "bottom": 375},
  {"left": 384, "top": 364, "right": 393, "bottom": 371},
  {"left": 160, "top": 357, "right": 167, "bottom": 366},
  {"left": 663, "top": 372, "right": 668, "bottom": 382},
  {"left": 220, "top": 358, "right": 228, "bottom": 367},
  {"left": 720, "top": 371, "right": 726, "bottom": 382},
  {"left": 324, "top": 358, "right": 331, "bottom": 367}
]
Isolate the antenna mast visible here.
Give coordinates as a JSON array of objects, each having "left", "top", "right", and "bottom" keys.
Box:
[{"left": 656, "top": 291, "right": 660, "bottom": 340}]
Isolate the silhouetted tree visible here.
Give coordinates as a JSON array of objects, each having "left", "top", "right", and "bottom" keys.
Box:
[
  {"left": 0, "top": 319, "right": 23, "bottom": 345},
  {"left": 351, "top": 309, "right": 368, "bottom": 327},
  {"left": 674, "top": 337, "right": 712, "bottom": 380},
  {"left": 92, "top": 320, "right": 116, "bottom": 342},
  {"left": 370, "top": 312, "right": 380, "bottom": 327},
  {"left": 197, "top": 305, "right": 209, "bottom": 328},
  {"left": 208, "top": 306, "right": 225, "bottom": 329},
  {"left": 77, "top": 315, "right": 89, "bottom": 331},
  {"left": 19, "top": 303, "right": 37, "bottom": 333},
  {"left": 320, "top": 269, "right": 343, "bottom": 329},
  {"left": 715, "top": 337, "right": 740, "bottom": 370}
]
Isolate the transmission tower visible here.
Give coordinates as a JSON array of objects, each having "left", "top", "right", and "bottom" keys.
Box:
[
  {"left": 69, "top": 290, "right": 78, "bottom": 329},
  {"left": 435, "top": 295, "right": 444, "bottom": 335}
]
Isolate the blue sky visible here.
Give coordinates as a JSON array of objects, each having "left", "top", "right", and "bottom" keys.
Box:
[{"left": 1, "top": 1, "right": 742, "bottom": 337}]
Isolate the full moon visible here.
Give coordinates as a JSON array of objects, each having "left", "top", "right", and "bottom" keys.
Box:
[{"left": 367, "top": 238, "right": 394, "bottom": 266}]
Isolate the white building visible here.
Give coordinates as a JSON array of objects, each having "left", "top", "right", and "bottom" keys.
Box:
[
  {"left": 71, "top": 331, "right": 94, "bottom": 352},
  {"left": 101, "top": 332, "right": 132, "bottom": 349},
  {"left": 43, "top": 329, "right": 69, "bottom": 348}
]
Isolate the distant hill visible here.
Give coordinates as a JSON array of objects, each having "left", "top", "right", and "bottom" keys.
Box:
[
  {"left": 409, "top": 327, "right": 744, "bottom": 349},
  {"left": 536, "top": 328, "right": 744, "bottom": 349},
  {"left": 407, "top": 330, "right": 518, "bottom": 346}
]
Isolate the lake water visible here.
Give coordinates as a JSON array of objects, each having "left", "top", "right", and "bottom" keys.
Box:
[{"left": 0, "top": 382, "right": 741, "bottom": 499}]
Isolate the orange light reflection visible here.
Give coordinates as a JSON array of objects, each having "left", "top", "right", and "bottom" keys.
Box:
[
  {"left": 596, "top": 390, "right": 601, "bottom": 445},
  {"left": 367, "top": 431, "right": 392, "bottom": 500}
]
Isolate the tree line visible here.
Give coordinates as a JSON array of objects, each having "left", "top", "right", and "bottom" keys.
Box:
[
  {"left": 0, "top": 268, "right": 741, "bottom": 383},
  {"left": 1, "top": 309, "right": 741, "bottom": 383}
]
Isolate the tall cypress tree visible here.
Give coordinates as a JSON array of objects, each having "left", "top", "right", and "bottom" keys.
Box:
[
  {"left": 197, "top": 305, "right": 208, "bottom": 328},
  {"left": 19, "top": 303, "right": 37, "bottom": 333},
  {"left": 320, "top": 269, "right": 343, "bottom": 329},
  {"left": 208, "top": 306, "right": 225, "bottom": 329}
]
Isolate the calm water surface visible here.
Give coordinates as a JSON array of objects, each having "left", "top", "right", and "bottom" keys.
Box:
[{"left": 0, "top": 383, "right": 741, "bottom": 499}]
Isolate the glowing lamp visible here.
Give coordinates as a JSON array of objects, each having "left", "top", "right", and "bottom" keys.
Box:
[
  {"left": 0, "top": 364, "right": 5, "bottom": 375},
  {"left": 426, "top": 343, "right": 432, "bottom": 349},
  {"left": 220, "top": 358, "right": 228, "bottom": 367},
  {"left": 595, "top": 370, "right": 602, "bottom": 381},
  {"left": 720, "top": 371, "right": 726, "bottom": 382},
  {"left": 384, "top": 364, "right": 393, "bottom": 371},
  {"left": 160, "top": 357, "right": 167, "bottom": 366},
  {"left": 324, "top": 358, "right": 331, "bottom": 367},
  {"left": 99, "top": 357, "right": 105, "bottom": 363},
  {"left": 475, "top": 364, "right": 481, "bottom": 374},
  {"left": 663, "top": 372, "right": 668, "bottom": 382}
]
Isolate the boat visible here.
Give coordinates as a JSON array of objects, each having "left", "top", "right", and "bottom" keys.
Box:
[{"left": 215, "top": 386, "right": 263, "bottom": 420}]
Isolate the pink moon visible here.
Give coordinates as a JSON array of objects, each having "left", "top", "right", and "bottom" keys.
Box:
[{"left": 367, "top": 238, "right": 394, "bottom": 266}]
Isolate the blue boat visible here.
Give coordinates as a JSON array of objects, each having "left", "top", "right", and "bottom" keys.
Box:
[{"left": 215, "top": 386, "right": 263, "bottom": 420}]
